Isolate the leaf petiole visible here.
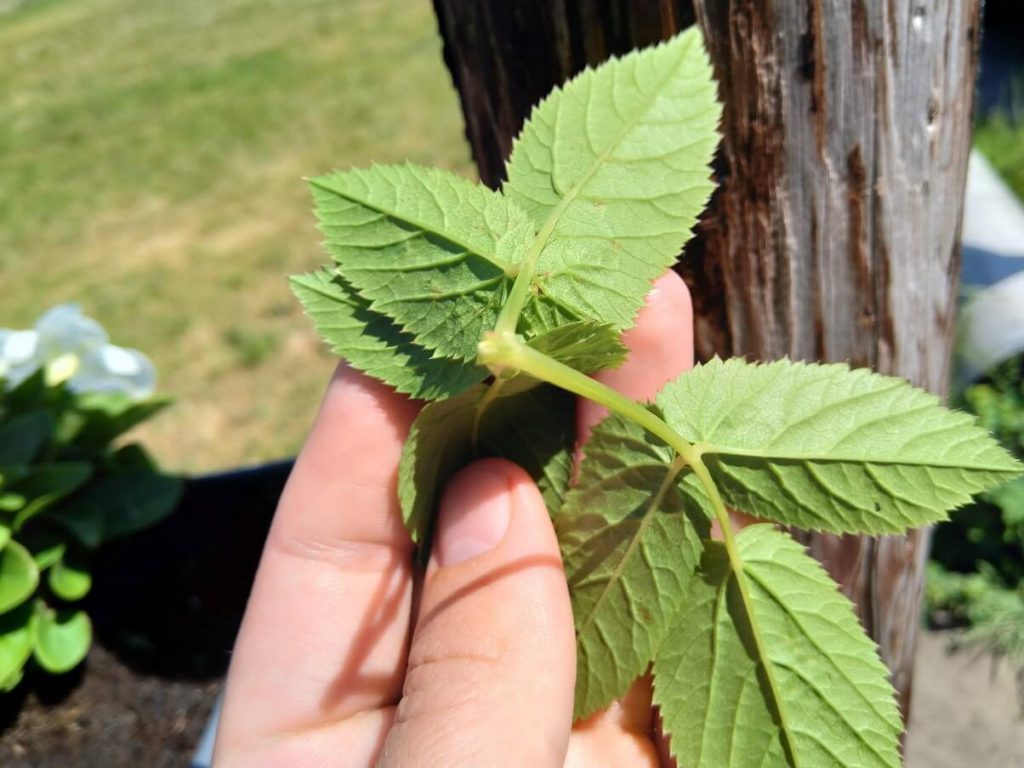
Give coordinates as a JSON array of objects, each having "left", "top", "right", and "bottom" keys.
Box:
[
  {"left": 477, "top": 331, "right": 703, "bottom": 467},
  {"left": 478, "top": 328, "right": 800, "bottom": 758}
]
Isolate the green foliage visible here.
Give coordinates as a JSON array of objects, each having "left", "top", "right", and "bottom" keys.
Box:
[
  {"left": 0, "top": 374, "right": 180, "bottom": 690},
  {"left": 557, "top": 414, "right": 709, "bottom": 718},
  {"left": 295, "top": 28, "right": 1022, "bottom": 766},
  {"left": 310, "top": 164, "right": 529, "bottom": 362},
  {"left": 503, "top": 26, "right": 720, "bottom": 330},
  {"left": 291, "top": 269, "right": 486, "bottom": 401},
  {"left": 398, "top": 379, "right": 575, "bottom": 545},
  {"left": 658, "top": 357, "right": 1020, "bottom": 534},
  {"left": 31, "top": 603, "right": 91, "bottom": 674},
  {"left": 975, "top": 87, "right": 1024, "bottom": 200},
  {"left": 653, "top": 525, "right": 902, "bottom": 767},
  {"left": 928, "top": 355, "right": 1024, "bottom": 674}
]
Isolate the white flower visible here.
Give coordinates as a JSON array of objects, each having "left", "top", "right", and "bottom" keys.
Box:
[{"left": 0, "top": 304, "right": 156, "bottom": 399}]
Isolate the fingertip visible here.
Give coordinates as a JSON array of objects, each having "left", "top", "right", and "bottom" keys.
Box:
[
  {"left": 578, "top": 272, "right": 696, "bottom": 445},
  {"left": 321, "top": 362, "right": 421, "bottom": 429},
  {"left": 435, "top": 458, "right": 521, "bottom": 567},
  {"left": 614, "top": 271, "right": 694, "bottom": 388}
]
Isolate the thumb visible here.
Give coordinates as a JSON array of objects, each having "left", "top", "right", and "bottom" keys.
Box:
[{"left": 377, "top": 458, "right": 576, "bottom": 768}]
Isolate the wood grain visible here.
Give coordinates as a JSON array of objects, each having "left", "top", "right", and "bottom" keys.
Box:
[{"left": 432, "top": 0, "right": 982, "bottom": 720}]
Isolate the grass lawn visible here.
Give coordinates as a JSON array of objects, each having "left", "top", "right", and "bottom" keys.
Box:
[{"left": 1, "top": 0, "right": 472, "bottom": 471}]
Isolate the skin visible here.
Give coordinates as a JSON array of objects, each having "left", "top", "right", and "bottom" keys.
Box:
[{"left": 214, "top": 272, "right": 695, "bottom": 767}]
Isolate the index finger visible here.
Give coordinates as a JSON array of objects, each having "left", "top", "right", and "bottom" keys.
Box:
[{"left": 216, "top": 365, "right": 420, "bottom": 763}]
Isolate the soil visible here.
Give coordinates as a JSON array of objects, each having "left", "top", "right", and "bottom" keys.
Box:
[{"left": 0, "top": 645, "right": 219, "bottom": 768}]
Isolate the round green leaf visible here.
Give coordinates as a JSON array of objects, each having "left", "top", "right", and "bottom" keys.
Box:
[
  {"left": 32, "top": 603, "right": 91, "bottom": 674},
  {"left": 48, "top": 555, "right": 91, "bottom": 602},
  {"left": 0, "top": 523, "right": 10, "bottom": 551},
  {"left": 0, "top": 493, "right": 26, "bottom": 512},
  {"left": 0, "top": 540, "right": 39, "bottom": 613},
  {"left": 0, "top": 603, "right": 35, "bottom": 692}
]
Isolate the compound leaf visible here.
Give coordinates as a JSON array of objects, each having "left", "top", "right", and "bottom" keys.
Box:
[
  {"left": 658, "top": 358, "right": 1023, "bottom": 534},
  {"left": 399, "top": 380, "right": 575, "bottom": 545},
  {"left": 557, "top": 414, "right": 709, "bottom": 719},
  {"left": 654, "top": 524, "right": 902, "bottom": 768},
  {"left": 291, "top": 269, "right": 485, "bottom": 400},
  {"left": 505, "top": 27, "right": 720, "bottom": 331},
  {"left": 310, "top": 164, "right": 532, "bottom": 361}
]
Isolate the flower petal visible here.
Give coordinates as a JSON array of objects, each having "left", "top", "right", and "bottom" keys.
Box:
[{"left": 35, "top": 304, "right": 108, "bottom": 359}]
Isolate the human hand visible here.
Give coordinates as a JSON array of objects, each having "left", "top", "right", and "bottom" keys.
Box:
[{"left": 214, "top": 272, "right": 695, "bottom": 767}]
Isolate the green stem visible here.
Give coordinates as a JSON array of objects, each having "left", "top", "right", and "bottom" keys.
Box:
[
  {"left": 689, "top": 458, "right": 800, "bottom": 764},
  {"left": 478, "top": 330, "right": 800, "bottom": 763},
  {"left": 477, "top": 331, "right": 703, "bottom": 467}
]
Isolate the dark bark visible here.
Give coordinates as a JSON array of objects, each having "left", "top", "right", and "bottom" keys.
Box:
[{"left": 433, "top": 0, "right": 982, "bottom": 720}]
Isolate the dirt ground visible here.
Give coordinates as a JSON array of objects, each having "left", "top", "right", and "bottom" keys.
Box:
[
  {"left": 905, "top": 630, "right": 1024, "bottom": 768},
  {"left": 0, "top": 629, "right": 1019, "bottom": 766},
  {"left": 0, "top": 645, "right": 219, "bottom": 768}
]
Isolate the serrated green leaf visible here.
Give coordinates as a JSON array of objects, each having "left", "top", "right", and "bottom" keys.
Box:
[
  {"left": 0, "top": 603, "right": 35, "bottom": 693},
  {"left": 654, "top": 524, "right": 902, "bottom": 768},
  {"left": 32, "top": 602, "right": 91, "bottom": 674},
  {"left": 557, "top": 414, "right": 709, "bottom": 719},
  {"left": 48, "top": 553, "right": 91, "bottom": 602},
  {"left": 10, "top": 462, "right": 93, "bottom": 528},
  {"left": 291, "top": 269, "right": 485, "bottom": 400},
  {"left": 658, "top": 358, "right": 1023, "bottom": 534},
  {"left": 526, "top": 321, "right": 627, "bottom": 375},
  {"left": 48, "top": 470, "right": 182, "bottom": 548},
  {"left": 0, "top": 540, "right": 38, "bottom": 613},
  {"left": 399, "top": 380, "right": 575, "bottom": 544},
  {"left": 0, "top": 410, "right": 55, "bottom": 464},
  {"left": 310, "top": 164, "right": 532, "bottom": 361},
  {"left": 505, "top": 27, "right": 720, "bottom": 331}
]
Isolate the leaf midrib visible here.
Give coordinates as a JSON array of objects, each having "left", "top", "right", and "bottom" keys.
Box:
[
  {"left": 745, "top": 563, "right": 896, "bottom": 766},
  {"left": 508, "top": 36, "right": 695, "bottom": 321},
  {"left": 699, "top": 444, "right": 1018, "bottom": 472},
  {"left": 309, "top": 177, "right": 514, "bottom": 275},
  {"left": 574, "top": 459, "right": 685, "bottom": 640}
]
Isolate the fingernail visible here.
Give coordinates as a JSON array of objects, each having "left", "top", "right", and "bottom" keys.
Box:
[{"left": 436, "top": 459, "right": 513, "bottom": 567}]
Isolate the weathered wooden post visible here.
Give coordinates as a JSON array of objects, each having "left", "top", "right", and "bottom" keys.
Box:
[{"left": 432, "top": 0, "right": 982, "bottom": 719}]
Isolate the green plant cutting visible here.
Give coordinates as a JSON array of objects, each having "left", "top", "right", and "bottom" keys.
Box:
[
  {"left": 0, "top": 306, "right": 181, "bottom": 691},
  {"left": 291, "top": 28, "right": 1023, "bottom": 767}
]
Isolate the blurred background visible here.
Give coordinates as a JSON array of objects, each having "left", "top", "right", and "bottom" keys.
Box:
[
  {"left": 1, "top": 0, "right": 474, "bottom": 473},
  {"left": 1, "top": 0, "right": 1023, "bottom": 766}
]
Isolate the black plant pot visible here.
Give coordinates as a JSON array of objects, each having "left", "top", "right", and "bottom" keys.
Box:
[{"left": 84, "top": 460, "right": 293, "bottom": 679}]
